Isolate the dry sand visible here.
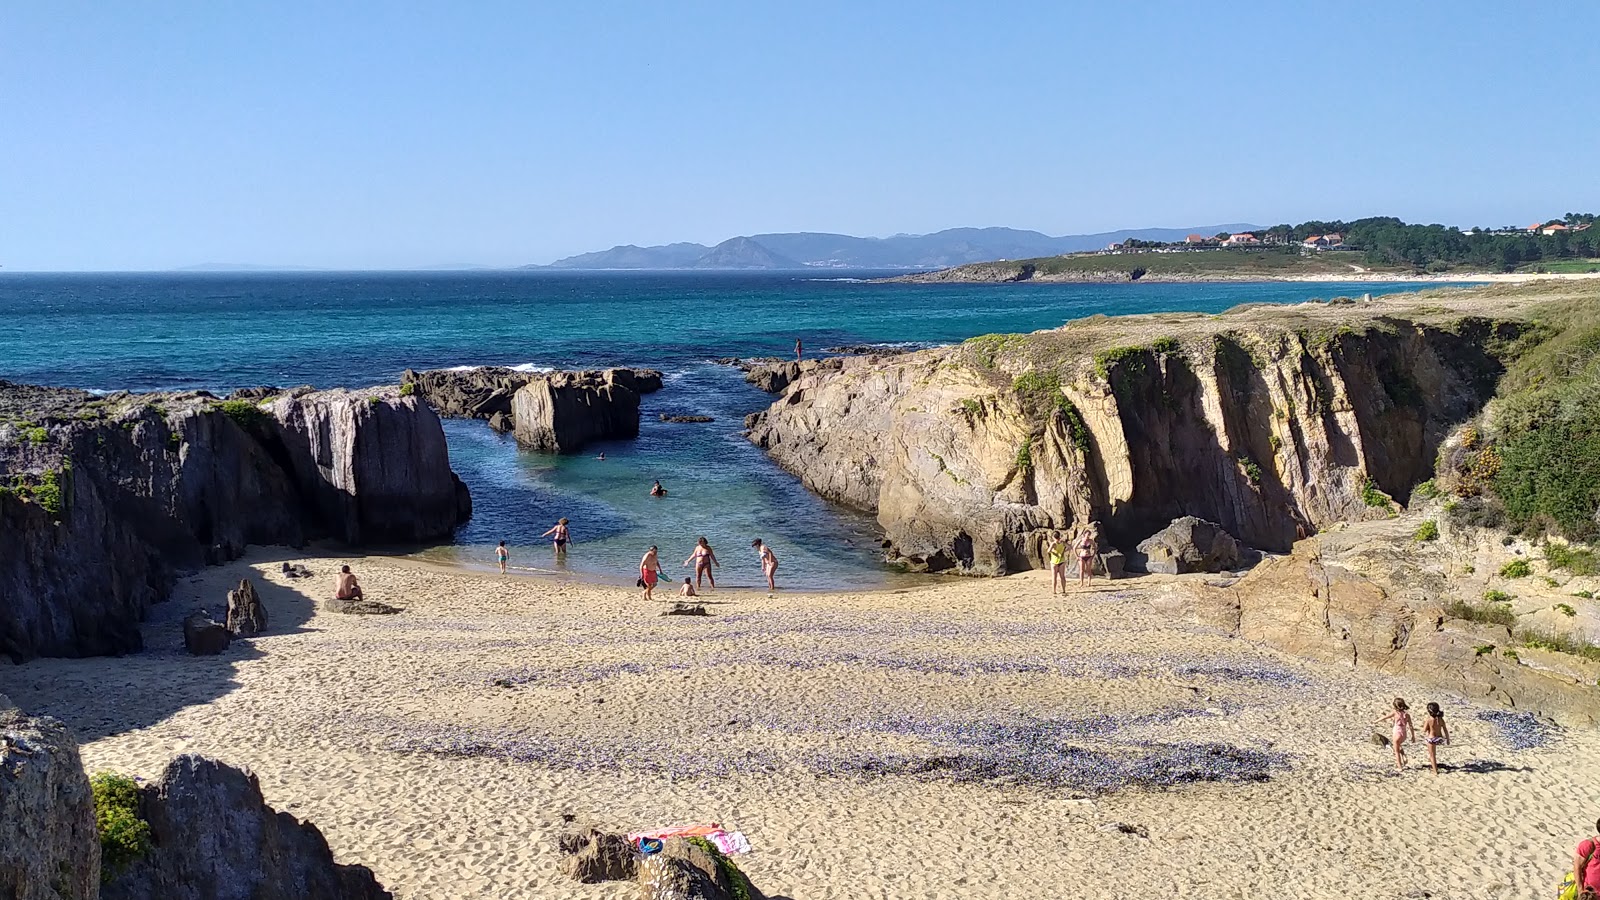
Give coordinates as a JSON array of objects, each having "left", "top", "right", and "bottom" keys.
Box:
[{"left": 3, "top": 550, "right": 1595, "bottom": 899}]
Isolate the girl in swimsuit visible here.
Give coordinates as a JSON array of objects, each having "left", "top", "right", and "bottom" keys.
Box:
[
  {"left": 639, "top": 546, "right": 662, "bottom": 601},
  {"left": 1420, "top": 702, "right": 1450, "bottom": 775},
  {"left": 1074, "top": 528, "right": 1098, "bottom": 587},
  {"left": 1374, "top": 697, "right": 1415, "bottom": 771},
  {"left": 1047, "top": 532, "right": 1069, "bottom": 596},
  {"left": 683, "top": 537, "right": 720, "bottom": 589},
  {"left": 540, "top": 518, "right": 570, "bottom": 556},
  {"left": 752, "top": 538, "right": 778, "bottom": 594}
]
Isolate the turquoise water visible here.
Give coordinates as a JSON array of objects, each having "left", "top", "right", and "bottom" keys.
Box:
[{"left": 0, "top": 271, "right": 1436, "bottom": 588}]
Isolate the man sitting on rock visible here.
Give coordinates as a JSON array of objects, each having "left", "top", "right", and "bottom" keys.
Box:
[{"left": 334, "top": 565, "right": 364, "bottom": 602}]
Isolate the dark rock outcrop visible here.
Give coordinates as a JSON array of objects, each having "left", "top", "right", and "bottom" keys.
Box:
[
  {"left": 1131, "top": 516, "right": 1245, "bottom": 575},
  {"left": 558, "top": 827, "right": 638, "bottom": 883},
  {"left": 225, "top": 578, "right": 267, "bottom": 636},
  {"left": 0, "top": 382, "right": 470, "bottom": 661},
  {"left": 746, "top": 298, "right": 1526, "bottom": 575},
  {"left": 401, "top": 367, "right": 535, "bottom": 422},
  {"left": 659, "top": 414, "right": 715, "bottom": 424},
  {"left": 182, "top": 613, "right": 231, "bottom": 656},
  {"left": 511, "top": 370, "right": 655, "bottom": 454},
  {"left": 325, "top": 597, "right": 401, "bottom": 616},
  {"left": 0, "top": 699, "right": 101, "bottom": 899},
  {"left": 742, "top": 358, "right": 846, "bottom": 394},
  {"left": 100, "top": 755, "right": 391, "bottom": 900},
  {"left": 640, "top": 837, "right": 763, "bottom": 900}
]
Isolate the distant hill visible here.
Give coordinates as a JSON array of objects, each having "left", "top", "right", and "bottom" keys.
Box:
[{"left": 526, "top": 224, "right": 1259, "bottom": 270}]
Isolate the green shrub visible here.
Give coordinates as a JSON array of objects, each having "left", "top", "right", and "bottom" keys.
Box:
[
  {"left": 1413, "top": 520, "right": 1439, "bottom": 542},
  {"left": 1555, "top": 603, "right": 1578, "bottom": 617},
  {"left": 1574, "top": 590, "right": 1595, "bottom": 599},
  {"left": 1543, "top": 576, "right": 1560, "bottom": 587},
  {"left": 1473, "top": 644, "right": 1496, "bottom": 656},
  {"left": 91, "top": 772, "right": 151, "bottom": 881},
  {"left": 1060, "top": 401, "right": 1091, "bottom": 454},
  {"left": 1445, "top": 599, "right": 1517, "bottom": 627},
  {"left": 1150, "top": 336, "right": 1181, "bottom": 355},
  {"left": 1484, "top": 589, "right": 1514, "bottom": 604},
  {"left": 212, "top": 400, "right": 272, "bottom": 431},
  {"left": 1413, "top": 479, "right": 1441, "bottom": 501},
  {"left": 684, "top": 837, "right": 754, "bottom": 900},
  {"left": 1499, "top": 559, "right": 1532, "bottom": 579},
  {"left": 1014, "top": 442, "right": 1033, "bottom": 473},
  {"left": 1518, "top": 626, "right": 1600, "bottom": 663},
  {"left": 24, "top": 426, "right": 48, "bottom": 444},
  {"left": 1543, "top": 541, "right": 1599, "bottom": 576},
  {"left": 1360, "top": 478, "right": 1390, "bottom": 508},
  {"left": 1092, "top": 345, "right": 1147, "bottom": 380},
  {"left": 398, "top": 381, "right": 416, "bottom": 397},
  {"left": 1502, "top": 649, "right": 1520, "bottom": 662},
  {"left": 1238, "top": 456, "right": 1262, "bottom": 486}
]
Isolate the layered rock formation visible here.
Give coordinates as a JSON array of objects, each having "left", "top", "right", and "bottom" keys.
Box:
[
  {"left": 101, "top": 755, "right": 391, "bottom": 900},
  {"left": 0, "top": 383, "right": 470, "bottom": 660},
  {"left": 1148, "top": 518, "right": 1600, "bottom": 727},
  {"left": 0, "top": 697, "right": 100, "bottom": 900},
  {"left": 746, "top": 296, "right": 1528, "bottom": 574}
]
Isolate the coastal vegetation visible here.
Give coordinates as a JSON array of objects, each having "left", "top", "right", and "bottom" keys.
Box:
[{"left": 91, "top": 771, "right": 151, "bottom": 881}]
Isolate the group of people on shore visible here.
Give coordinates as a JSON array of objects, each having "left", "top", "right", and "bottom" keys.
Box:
[
  {"left": 1046, "top": 526, "right": 1100, "bottom": 595},
  {"left": 1374, "top": 697, "right": 1452, "bottom": 774},
  {"left": 638, "top": 537, "right": 779, "bottom": 599}
]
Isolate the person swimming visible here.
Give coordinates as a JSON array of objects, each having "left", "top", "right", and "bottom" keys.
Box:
[
  {"left": 650, "top": 480, "right": 667, "bottom": 497},
  {"left": 596, "top": 451, "right": 606, "bottom": 460},
  {"left": 540, "top": 518, "right": 570, "bottom": 556},
  {"left": 684, "top": 536, "right": 720, "bottom": 589}
]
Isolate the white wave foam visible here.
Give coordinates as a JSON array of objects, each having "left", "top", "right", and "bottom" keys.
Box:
[
  {"left": 509, "top": 363, "right": 554, "bottom": 373},
  {"left": 437, "top": 362, "right": 554, "bottom": 374}
]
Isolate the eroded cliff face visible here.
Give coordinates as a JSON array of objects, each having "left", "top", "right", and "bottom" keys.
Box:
[
  {"left": 0, "top": 385, "right": 471, "bottom": 660},
  {"left": 747, "top": 300, "right": 1522, "bottom": 574}
]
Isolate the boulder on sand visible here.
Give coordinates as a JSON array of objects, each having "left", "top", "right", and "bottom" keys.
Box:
[
  {"left": 182, "top": 613, "right": 231, "bottom": 655},
  {"left": 558, "top": 827, "right": 638, "bottom": 883},
  {"left": 325, "top": 596, "right": 401, "bottom": 616},
  {"left": 640, "top": 837, "right": 763, "bottom": 900},
  {"left": 1132, "top": 516, "right": 1247, "bottom": 575},
  {"left": 99, "top": 755, "right": 392, "bottom": 900},
  {"left": 225, "top": 578, "right": 268, "bottom": 636}
]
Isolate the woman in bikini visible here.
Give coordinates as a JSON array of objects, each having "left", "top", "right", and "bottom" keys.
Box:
[
  {"left": 639, "top": 546, "right": 663, "bottom": 601},
  {"left": 752, "top": 538, "right": 778, "bottom": 594},
  {"left": 540, "top": 518, "right": 570, "bottom": 557},
  {"left": 1047, "top": 532, "right": 1070, "bottom": 596},
  {"left": 1420, "top": 702, "right": 1450, "bottom": 775},
  {"left": 1074, "top": 527, "right": 1098, "bottom": 587},
  {"left": 1374, "top": 697, "right": 1415, "bottom": 771},
  {"left": 684, "top": 537, "right": 721, "bottom": 589}
]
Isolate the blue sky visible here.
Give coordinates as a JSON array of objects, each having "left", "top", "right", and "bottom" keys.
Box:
[{"left": 1, "top": 2, "right": 1595, "bottom": 270}]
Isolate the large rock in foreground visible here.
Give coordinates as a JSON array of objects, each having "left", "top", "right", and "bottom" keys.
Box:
[
  {"left": 0, "top": 699, "right": 101, "bottom": 899},
  {"left": 101, "top": 755, "right": 391, "bottom": 900},
  {"left": 511, "top": 369, "right": 659, "bottom": 454}
]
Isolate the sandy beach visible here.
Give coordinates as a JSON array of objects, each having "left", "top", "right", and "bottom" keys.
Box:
[{"left": 2, "top": 551, "right": 1594, "bottom": 899}]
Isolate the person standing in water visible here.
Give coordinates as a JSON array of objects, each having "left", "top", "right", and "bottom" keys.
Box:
[
  {"left": 496, "top": 540, "right": 509, "bottom": 574},
  {"left": 540, "top": 518, "right": 570, "bottom": 557},
  {"left": 752, "top": 538, "right": 779, "bottom": 594},
  {"left": 650, "top": 480, "right": 667, "bottom": 497},
  {"left": 1047, "top": 532, "right": 1070, "bottom": 596},
  {"left": 1074, "top": 526, "right": 1098, "bottom": 587},
  {"left": 639, "top": 545, "right": 663, "bottom": 601},
  {"left": 684, "top": 537, "right": 721, "bottom": 589}
]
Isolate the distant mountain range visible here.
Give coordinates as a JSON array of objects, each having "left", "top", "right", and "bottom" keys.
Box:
[{"left": 527, "top": 225, "right": 1261, "bottom": 271}]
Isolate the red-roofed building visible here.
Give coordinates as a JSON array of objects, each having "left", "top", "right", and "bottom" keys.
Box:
[{"left": 1541, "top": 223, "right": 1569, "bottom": 235}]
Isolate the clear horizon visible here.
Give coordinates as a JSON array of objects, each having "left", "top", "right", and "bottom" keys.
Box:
[{"left": 3, "top": 2, "right": 1596, "bottom": 271}]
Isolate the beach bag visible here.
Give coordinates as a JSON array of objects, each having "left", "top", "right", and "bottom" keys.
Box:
[{"left": 1559, "top": 870, "right": 1578, "bottom": 900}]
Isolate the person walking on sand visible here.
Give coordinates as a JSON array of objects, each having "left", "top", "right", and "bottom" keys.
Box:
[
  {"left": 639, "top": 546, "right": 663, "bottom": 601},
  {"left": 684, "top": 537, "right": 721, "bottom": 589},
  {"left": 496, "top": 540, "right": 509, "bottom": 574},
  {"left": 1569, "top": 818, "right": 1600, "bottom": 900},
  {"left": 1420, "top": 702, "right": 1451, "bottom": 775},
  {"left": 680, "top": 577, "right": 698, "bottom": 598},
  {"left": 1374, "top": 697, "right": 1415, "bottom": 771},
  {"left": 334, "top": 565, "right": 364, "bottom": 601},
  {"left": 1047, "top": 532, "right": 1070, "bottom": 596},
  {"left": 540, "top": 518, "right": 571, "bottom": 556},
  {"left": 1074, "top": 526, "right": 1098, "bottom": 587},
  {"left": 752, "top": 538, "right": 779, "bottom": 594}
]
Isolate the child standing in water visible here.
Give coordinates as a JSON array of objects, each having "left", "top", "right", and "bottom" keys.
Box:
[
  {"left": 496, "top": 540, "right": 509, "bottom": 574},
  {"left": 1421, "top": 702, "right": 1451, "bottom": 774},
  {"left": 1374, "top": 697, "right": 1415, "bottom": 771}
]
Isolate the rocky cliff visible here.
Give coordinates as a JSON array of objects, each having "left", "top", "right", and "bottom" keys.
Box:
[
  {"left": 746, "top": 293, "right": 1530, "bottom": 574},
  {"left": 0, "top": 695, "right": 100, "bottom": 899},
  {"left": 0, "top": 383, "right": 471, "bottom": 660}
]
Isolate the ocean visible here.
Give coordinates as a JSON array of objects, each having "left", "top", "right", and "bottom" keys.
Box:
[{"left": 0, "top": 271, "right": 1435, "bottom": 588}]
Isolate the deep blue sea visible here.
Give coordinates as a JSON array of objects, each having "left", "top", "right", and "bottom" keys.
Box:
[{"left": 0, "top": 271, "right": 1435, "bottom": 588}]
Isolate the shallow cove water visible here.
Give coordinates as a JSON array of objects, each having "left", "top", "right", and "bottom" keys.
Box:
[{"left": 0, "top": 271, "right": 1439, "bottom": 588}]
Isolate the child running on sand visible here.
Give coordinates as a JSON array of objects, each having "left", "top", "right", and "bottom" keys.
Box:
[
  {"left": 496, "top": 540, "right": 509, "bottom": 574},
  {"left": 1420, "top": 702, "right": 1451, "bottom": 774},
  {"left": 1374, "top": 697, "right": 1415, "bottom": 771}
]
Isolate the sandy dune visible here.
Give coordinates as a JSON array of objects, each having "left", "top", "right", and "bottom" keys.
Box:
[{"left": 2, "top": 550, "right": 1594, "bottom": 899}]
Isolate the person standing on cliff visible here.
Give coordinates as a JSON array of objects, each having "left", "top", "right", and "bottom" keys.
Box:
[{"left": 795, "top": 338, "right": 803, "bottom": 361}]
